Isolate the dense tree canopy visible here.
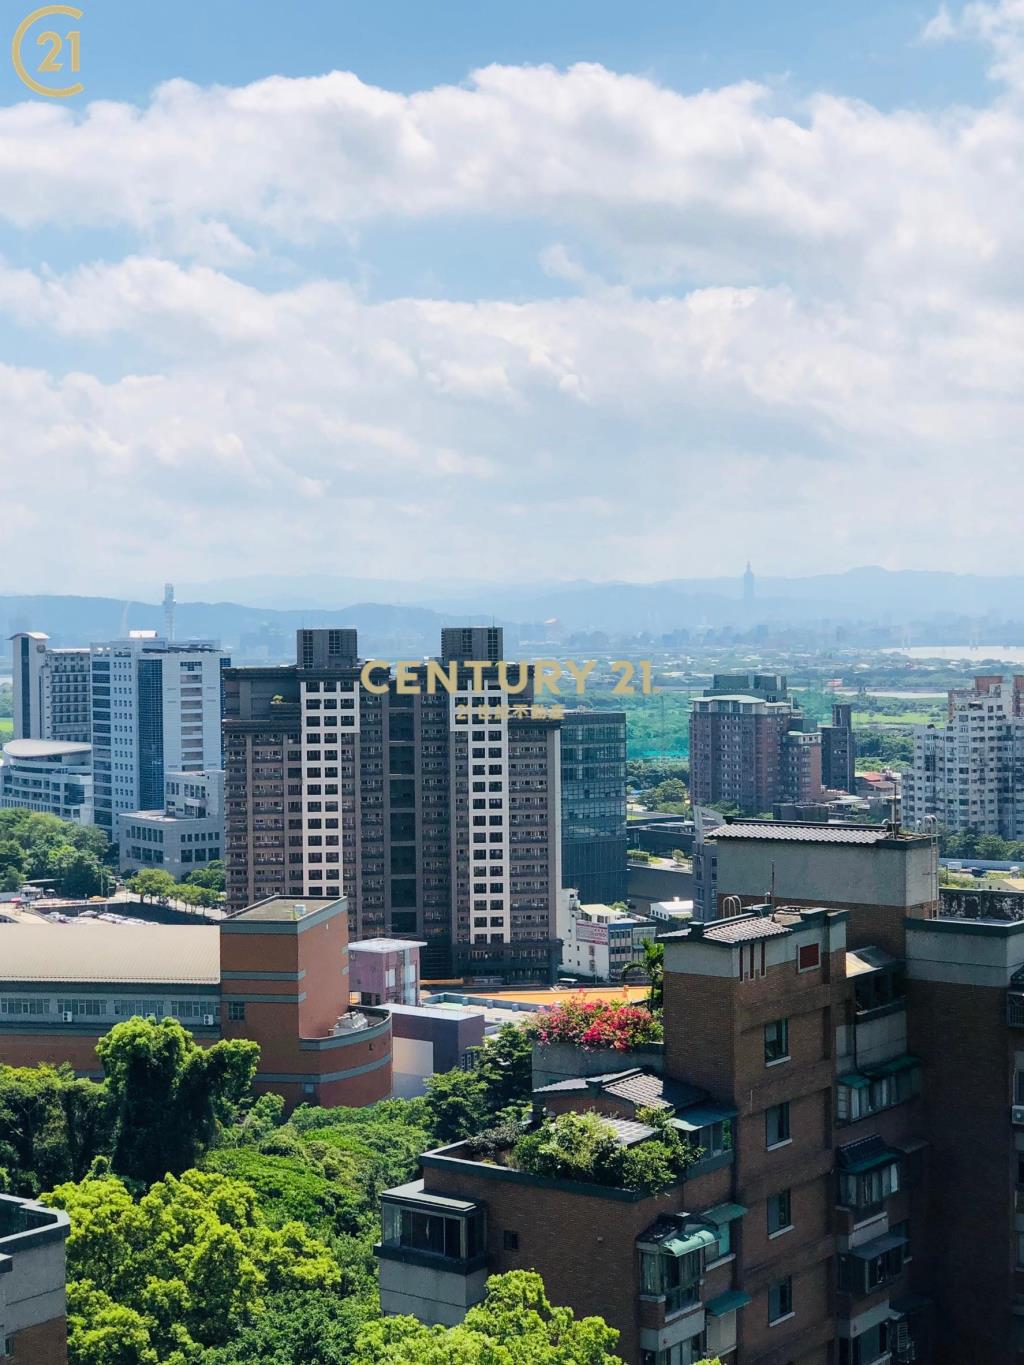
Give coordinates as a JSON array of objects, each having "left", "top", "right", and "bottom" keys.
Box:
[
  {"left": 0, "top": 1064, "right": 112, "bottom": 1196},
  {"left": 0, "top": 809, "right": 111, "bottom": 896},
  {"left": 97, "top": 1017, "right": 259, "bottom": 1185},
  {"left": 350, "top": 1271, "right": 624, "bottom": 1365},
  {"left": 49, "top": 1168, "right": 341, "bottom": 1364}
]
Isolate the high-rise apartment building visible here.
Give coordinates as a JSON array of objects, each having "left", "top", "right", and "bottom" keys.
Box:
[
  {"left": 560, "top": 709, "right": 627, "bottom": 904},
  {"left": 10, "top": 632, "right": 91, "bottom": 743},
  {"left": 820, "top": 702, "right": 857, "bottom": 794},
  {"left": 90, "top": 634, "right": 228, "bottom": 835},
  {"left": 382, "top": 821, "right": 1024, "bottom": 1364},
  {"left": 224, "top": 628, "right": 564, "bottom": 981},
  {"left": 903, "top": 675, "right": 1024, "bottom": 838}
]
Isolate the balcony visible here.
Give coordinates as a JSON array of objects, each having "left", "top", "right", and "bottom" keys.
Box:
[{"left": 1008, "top": 990, "right": 1024, "bottom": 1027}]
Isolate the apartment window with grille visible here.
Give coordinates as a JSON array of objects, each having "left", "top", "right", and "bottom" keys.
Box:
[{"left": 227, "top": 1002, "right": 246, "bottom": 1022}]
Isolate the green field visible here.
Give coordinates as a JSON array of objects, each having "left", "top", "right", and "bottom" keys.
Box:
[{"left": 0, "top": 718, "right": 13, "bottom": 741}]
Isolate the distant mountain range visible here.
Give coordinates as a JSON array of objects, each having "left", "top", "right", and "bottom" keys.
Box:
[{"left": 3, "top": 567, "right": 1024, "bottom": 660}]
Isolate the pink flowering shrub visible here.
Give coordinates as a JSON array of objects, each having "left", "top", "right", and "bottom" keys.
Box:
[{"left": 526, "top": 996, "right": 663, "bottom": 1052}]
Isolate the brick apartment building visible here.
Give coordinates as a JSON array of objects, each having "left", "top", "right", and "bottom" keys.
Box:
[
  {"left": 377, "top": 821, "right": 1024, "bottom": 1365},
  {"left": 223, "top": 628, "right": 565, "bottom": 983},
  {"left": 0, "top": 896, "right": 392, "bottom": 1110},
  {"left": 689, "top": 677, "right": 823, "bottom": 815},
  {"left": 0, "top": 1193, "right": 69, "bottom": 1365}
]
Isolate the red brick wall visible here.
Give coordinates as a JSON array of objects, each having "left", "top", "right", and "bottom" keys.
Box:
[
  {"left": 908, "top": 974, "right": 1017, "bottom": 1365},
  {"left": 297, "top": 914, "right": 350, "bottom": 1039},
  {"left": 9, "top": 1316, "right": 67, "bottom": 1365},
  {"left": 423, "top": 1160, "right": 684, "bottom": 1364},
  {"left": 0, "top": 1032, "right": 104, "bottom": 1071}
]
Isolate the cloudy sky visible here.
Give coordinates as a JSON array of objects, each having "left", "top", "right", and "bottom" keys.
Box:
[{"left": 0, "top": 0, "right": 1021, "bottom": 597}]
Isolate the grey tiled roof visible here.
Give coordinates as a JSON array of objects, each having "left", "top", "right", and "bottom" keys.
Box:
[
  {"left": 533, "top": 1069, "right": 640, "bottom": 1095},
  {"left": 603, "top": 1117, "right": 656, "bottom": 1146},
  {"left": 603, "top": 1071, "right": 707, "bottom": 1111},
  {"left": 709, "top": 822, "right": 901, "bottom": 845},
  {"left": 702, "top": 917, "right": 792, "bottom": 944}
]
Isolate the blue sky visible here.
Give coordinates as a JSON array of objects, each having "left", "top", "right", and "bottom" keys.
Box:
[{"left": 0, "top": 0, "right": 1020, "bottom": 596}]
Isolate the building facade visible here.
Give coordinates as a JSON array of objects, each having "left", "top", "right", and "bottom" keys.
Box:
[
  {"left": 557, "top": 898, "right": 656, "bottom": 982},
  {"left": 224, "top": 628, "right": 564, "bottom": 983},
  {"left": 560, "top": 709, "right": 628, "bottom": 905},
  {"left": 0, "top": 740, "right": 93, "bottom": 823},
  {"left": 10, "top": 632, "right": 91, "bottom": 744},
  {"left": 349, "top": 937, "right": 424, "bottom": 1006},
  {"left": 377, "top": 824, "right": 971, "bottom": 1365},
  {"left": 903, "top": 674, "right": 1024, "bottom": 839},
  {"left": 689, "top": 692, "right": 822, "bottom": 815},
  {"left": 90, "top": 635, "right": 228, "bottom": 836},
  {"left": 821, "top": 703, "right": 857, "bottom": 794},
  {"left": 0, "top": 895, "right": 392, "bottom": 1110},
  {"left": 0, "top": 1193, "right": 70, "bottom": 1365},
  {"left": 117, "top": 769, "right": 223, "bottom": 879}
]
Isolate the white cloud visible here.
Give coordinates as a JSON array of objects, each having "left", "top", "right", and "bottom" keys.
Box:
[
  {"left": 923, "top": 0, "right": 1024, "bottom": 85},
  {"left": 1, "top": 55, "right": 1024, "bottom": 588}
]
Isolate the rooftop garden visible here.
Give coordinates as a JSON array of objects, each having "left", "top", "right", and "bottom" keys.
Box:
[
  {"left": 525, "top": 997, "right": 663, "bottom": 1051},
  {"left": 463, "top": 1109, "right": 698, "bottom": 1191}
]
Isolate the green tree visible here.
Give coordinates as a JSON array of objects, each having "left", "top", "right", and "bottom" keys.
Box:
[
  {"left": 126, "top": 869, "right": 178, "bottom": 903},
  {"left": 351, "top": 1270, "right": 624, "bottom": 1365},
  {"left": 0, "top": 1064, "right": 112, "bottom": 1196},
  {"left": 471, "top": 1023, "right": 534, "bottom": 1115},
  {"left": 203, "top": 1289, "right": 377, "bottom": 1365},
  {"left": 46, "top": 1168, "right": 341, "bottom": 1362},
  {"left": 97, "top": 1017, "right": 259, "bottom": 1184},
  {"left": 423, "top": 1068, "right": 491, "bottom": 1143},
  {"left": 621, "top": 939, "right": 665, "bottom": 1012},
  {"left": 185, "top": 859, "right": 226, "bottom": 892}
]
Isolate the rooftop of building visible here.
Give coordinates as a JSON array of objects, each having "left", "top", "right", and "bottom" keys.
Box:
[
  {"left": 224, "top": 895, "right": 343, "bottom": 924},
  {"left": 0, "top": 1192, "right": 70, "bottom": 1253},
  {"left": 3, "top": 738, "right": 91, "bottom": 759},
  {"left": 349, "top": 937, "right": 427, "bottom": 954},
  {"left": 708, "top": 819, "right": 922, "bottom": 845},
  {"left": 533, "top": 1067, "right": 706, "bottom": 1113},
  {"left": 0, "top": 923, "right": 220, "bottom": 984}
]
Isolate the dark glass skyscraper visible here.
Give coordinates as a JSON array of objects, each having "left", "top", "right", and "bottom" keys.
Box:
[{"left": 560, "top": 709, "right": 627, "bottom": 904}]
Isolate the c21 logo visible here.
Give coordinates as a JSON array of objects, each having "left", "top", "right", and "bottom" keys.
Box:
[{"left": 11, "top": 5, "right": 83, "bottom": 99}]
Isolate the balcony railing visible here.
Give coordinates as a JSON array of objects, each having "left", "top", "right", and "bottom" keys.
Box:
[{"left": 1008, "top": 991, "right": 1024, "bottom": 1027}]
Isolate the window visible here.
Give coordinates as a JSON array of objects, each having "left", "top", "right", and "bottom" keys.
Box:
[
  {"left": 838, "top": 1322, "right": 889, "bottom": 1365},
  {"left": 691, "top": 1119, "right": 733, "bottom": 1162},
  {"left": 837, "top": 1159, "right": 900, "bottom": 1213},
  {"left": 768, "top": 1189, "right": 792, "bottom": 1235},
  {"left": 639, "top": 1338, "right": 708, "bottom": 1365},
  {"left": 227, "top": 1001, "right": 246, "bottom": 1022},
  {"left": 764, "top": 1018, "right": 789, "bottom": 1064},
  {"left": 798, "top": 942, "right": 820, "bottom": 972},
  {"left": 711, "top": 1219, "right": 733, "bottom": 1260},
  {"left": 835, "top": 1063, "right": 920, "bottom": 1123},
  {"left": 381, "top": 1201, "right": 484, "bottom": 1262},
  {"left": 503, "top": 1230, "right": 519, "bottom": 1251},
  {"left": 765, "top": 1103, "right": 791, "bottom": 1148},
  {"left": 768, "top": 1276, "right": 793, "bottom": 1324},
  {"left": 837, "top": 1241, "right": 905, "bottom": 1295},
  {"left": 639, "top": 1250, "right": 702, "bottom": 1314}
]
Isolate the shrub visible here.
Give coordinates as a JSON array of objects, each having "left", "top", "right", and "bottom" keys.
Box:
[
  {"left": 511, "top": 1111, "right": 694, "bottom": 1190},
  {"left": 526, "top": 996, "right": 663, "bottom": 1051}
]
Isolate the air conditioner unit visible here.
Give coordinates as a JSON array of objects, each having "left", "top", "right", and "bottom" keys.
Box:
[
  {"left": 1012, "top": 1105, "right": 1024, "bottom": 1126},
  {"left": 202, "top": 1014, "right": 215, "bottom": 1027},
  {"left": 62, "top": 1011, "right": 74, "bottom": 1023}
]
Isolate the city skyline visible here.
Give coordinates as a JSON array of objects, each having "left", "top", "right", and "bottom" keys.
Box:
[{"left": 1, "top": 2, "right": 1023, "bottom": 590}]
